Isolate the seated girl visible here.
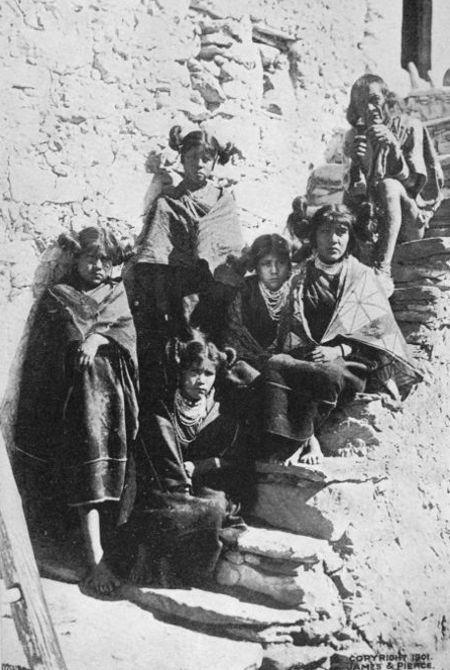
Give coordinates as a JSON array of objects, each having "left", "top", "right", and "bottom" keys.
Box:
[
  {"left": 129, "top": 333, "right": 246, "bottom": 586},
  {"left": 260, "top": 204, "right": 422, "bottom": 465},
  {"left": 15, "top": 227, "right": 139, "bottom": 595},
  {"left": 223, "top": 234, "right": 291, "bottom": 373},
  {"left": 127, "top": 124, "right": 244, "bottom": 407}
]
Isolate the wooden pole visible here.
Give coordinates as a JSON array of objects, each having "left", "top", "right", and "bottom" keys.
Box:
[{"left": 0, "top": 431, "right": 67, "bottom": 670}]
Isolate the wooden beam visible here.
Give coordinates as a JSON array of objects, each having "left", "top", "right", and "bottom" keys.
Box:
[{"left": 0, "top": 431, "right": 67, "bottom": 669}]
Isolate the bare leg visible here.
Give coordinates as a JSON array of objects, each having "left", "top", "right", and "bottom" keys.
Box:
[
  {"left": 129, "top": 544, "right": 153, "bottom": 585},
  {"left": 299, "top": 435, "right": 323, "bottom": 465},
  {"left": 78, "top": 505, "right": 120, "bottom": 595},
  {"left": 374, "top": 178, "right": 420, "bottom": 271}
]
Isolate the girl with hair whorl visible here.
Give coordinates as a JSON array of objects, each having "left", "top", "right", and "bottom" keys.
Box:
[
  {"left": 15, "top": 226, "right": 139, "bottom": 596},
  {"left": 343, "top": 73, "right": 442, "bottom": 290},
  {"left": 129, "top": 123, "right": 244, "bottom": 408},
  {"left": 129, "top": 331, "right": 246, "bottom": 587},
  {"left": 222, "top": 233, "right": 292, "bottom": 372},
  {"left": 260, "top": 205, "right": 422, "bottom": 464}
]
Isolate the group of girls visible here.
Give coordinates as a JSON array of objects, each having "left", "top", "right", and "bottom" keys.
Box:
[{"left": 15, "top": 73, "right": 428, "bottom": 596}]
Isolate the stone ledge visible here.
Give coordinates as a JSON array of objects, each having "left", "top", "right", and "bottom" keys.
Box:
[
  {"left": 393, "top": 236, "right": 450, "bottom": 263},
  {"left": 250, "top": 460, "right": 387, "bottom": 542},
  {"left": 228, "top": 525, "right": 333, "bottom": 565},
  {"left": 121, "top": 582, "right": 306, "bottom": 634},
  {"left": 216, "top": 557, "right": 346, "bottom": 632},
  {"left": 318, "top": 393, "right": 395, "bottom": 456}
]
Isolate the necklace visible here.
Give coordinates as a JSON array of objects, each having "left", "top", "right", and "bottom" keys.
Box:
[
  {"left": 173, "top": 388, "right": 207, "bottom": 443},
  {"left": 258, "top": 280, "right": 290, "bottom": 321},
  {"left": 314, "top": 255, "right": 345, "bottom": 276}
]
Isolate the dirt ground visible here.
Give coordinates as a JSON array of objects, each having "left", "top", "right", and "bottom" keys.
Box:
[{"left": 1, "top": 577, "right": 263, "bottom": 670}]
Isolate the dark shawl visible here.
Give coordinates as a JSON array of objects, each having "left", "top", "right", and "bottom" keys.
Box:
[
  {"left": 278, "top": 256, "right": 422, "bottom": 397},
  {"left": 135, "top": 180, "right": 243, "bottom": 274},
  {"left": 15, "top": 273, "right": 139, "bottom": 509},
  {"left": 222, "top": 275, "right": 280, "bottom": 371},
  {"left": 127, "top": 394, "right": 244, "bottom": 586},
  {"left": 137, "top": 393, "right": 241, "bottom": 496}
]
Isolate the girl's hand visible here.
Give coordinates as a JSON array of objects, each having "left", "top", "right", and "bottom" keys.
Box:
[
  {"left": 367, "top": 124, "right": 398, "bottom": 149},
  {"left": 184, "top": 461, "right": 195, "bottom": 478},
  {"left": 353, "top": 134, "right": 368, "bottom": 161},
  {"left": 77, "top": 334, "right": 108, "bottom": 369},
  {"left": 310, "top": 346, "right": 341, "bottom": 363}
]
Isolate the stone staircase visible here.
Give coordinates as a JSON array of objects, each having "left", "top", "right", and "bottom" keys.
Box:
[
  {"left": 36, "top": 464, "right": 376, "bottom": 669},
  {"left": 413, "top": 89, "right": 450, "bottom": 240},
  {"left": 9, "top": 88, "right": 450, "bottom": 670},
  {"left": 97, "top": 89, "right": 450, "bottom": 667},
  {"left": 392, "top": 88, "right": 450, "bottom": 352}
]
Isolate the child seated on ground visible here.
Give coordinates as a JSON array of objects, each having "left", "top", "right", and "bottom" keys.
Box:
[
  {"left": 222, "top": 234, "right": 291, "bottom": 373},
  {"left": 15, "top": 227, "right": 139, "bottom": 595},
  {"left": 128, "top": 333, "right": 246, "bottom": 587}
]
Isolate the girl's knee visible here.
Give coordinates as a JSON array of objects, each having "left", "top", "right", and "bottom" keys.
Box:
[{"left": 376, "top": 178, "right": 404, "bottom": 199}]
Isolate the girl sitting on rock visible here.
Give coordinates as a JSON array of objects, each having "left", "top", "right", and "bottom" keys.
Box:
[
  {"left": 129, "top": 332, "right": 245, "bottom": 587},
  {"left": 260, "top": 204, "right": 422, "bottom": 465},
  {"left": 15, "top": 227, "right": 139, "bottom": 595},
  {"left": 222, "top": 233, "right": 291, "bottom": 373}
]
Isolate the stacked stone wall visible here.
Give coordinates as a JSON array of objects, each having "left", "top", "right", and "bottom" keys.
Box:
[{"left": 0, "top": 0, "right": 406, "bottom": 395}]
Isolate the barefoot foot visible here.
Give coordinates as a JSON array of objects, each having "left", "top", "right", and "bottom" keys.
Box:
[
  {"left": 82, "top": 558, "right": 120, "bottom": 595},
  {"left": 299, "top": 435, "right": 323, "bottom": 465},
  {"left": 283, "top": 445, "right": 304, "bottom": 466}
]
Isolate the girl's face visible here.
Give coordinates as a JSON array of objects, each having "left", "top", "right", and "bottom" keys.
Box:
[
  {"left": 77, "top": 249, "right": 112, "bottom": 287},
  {"left": 180, "top": 358, "right": 216, "bottom": 401},
  {"left": 257, "top": 252, "right": 290, "bottom": 291},
  {"left": 182, "top": 145, "right": 216, "bottom": 187},
  {"left": 315, "top": 221, "right": 350, "bottom": 263},
  {"left": 354, "top": 82, "right": 386, "bottom": 126}
]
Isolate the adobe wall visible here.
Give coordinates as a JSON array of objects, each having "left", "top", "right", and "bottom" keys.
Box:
[{"left": 0, "top": 0, "right": 406, "bottom": 395}]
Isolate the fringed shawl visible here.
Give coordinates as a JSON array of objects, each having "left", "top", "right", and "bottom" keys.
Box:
[
  {"left": 136, "top": 181, "right": 243, "bottom": 274},
  {"left": 15, "top": 275, "right": 139, "bottom": 464},
  {"left": 278, "top": 256, "right": 423, "bottom": 397}
]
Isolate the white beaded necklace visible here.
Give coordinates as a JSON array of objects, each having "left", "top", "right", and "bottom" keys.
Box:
[
  {"left": 173, "top": 388, "right": 207, "bottom": 443},
  {"left": 314, "top": 255, "right": 345, "bottom": 276},
  {"left": 258, "top": 280, "right": 290, "bottom": 322}
]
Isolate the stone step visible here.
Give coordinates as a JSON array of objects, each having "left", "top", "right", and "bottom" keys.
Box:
[
  {"left": 392, "top": 236, "right": 450, "bottom": 292},
  {"left": 34, "top": 522, "right": 353, "bottom": 644},
  {"left": 394, "top": 236, "right": 450, "bottom": 262},
  {"left": 438, "top": 154, "right": 450, "bottom": 186},
  {"left": 425, "top": 115, "right": 450, "bottom": 155},
  {"left": 405, "top": 88, "right": 450, "bottom": 122},
  {"left": 249, "top": 460, "right": 387, "bottom": 542}
]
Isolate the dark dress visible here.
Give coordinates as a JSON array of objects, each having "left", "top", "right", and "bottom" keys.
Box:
[
  {"left": 262, "top": 256, "right": 422, "bottom": 452},
  {"left": 222, "top": 275, "right": 280, "bottom": 371},
  {"left": 15, "top": 272, "right": 139, "bottom": 524},
  {"left": 125, "top": 180, "right": 244, "bottom": 406},
  {"left": 137, "top": 391, "right": 243, "bottom": 496},
  {"left": 126, "top": 391, "right": 246, "bottom": 586}
]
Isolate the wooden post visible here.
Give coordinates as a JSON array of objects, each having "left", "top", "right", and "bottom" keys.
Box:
[{"left": 0, "top": 431, "right": 67, "bottom": 670}]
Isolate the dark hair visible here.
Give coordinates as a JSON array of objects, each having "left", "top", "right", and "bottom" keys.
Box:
[
  {"left": 247, "top": 234, "right": 291, "bottom": 273},
  {"left": 308, "top": 205, "right": 357, "bottom": 254},
  {"left": 346, "top": 74, "right": 391, "bottom": 127},
  {"left": 168, "top": 125, "right": 235, "bottom": 166},
  {"left": 57, "top": 227, "right": 131, "bottom": 266},
  {"left": 167, "top": 332, "right": 236, "bottom": 374},
  {"left": 286, "top": 196, "right": 310, "bottom": 242}
]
